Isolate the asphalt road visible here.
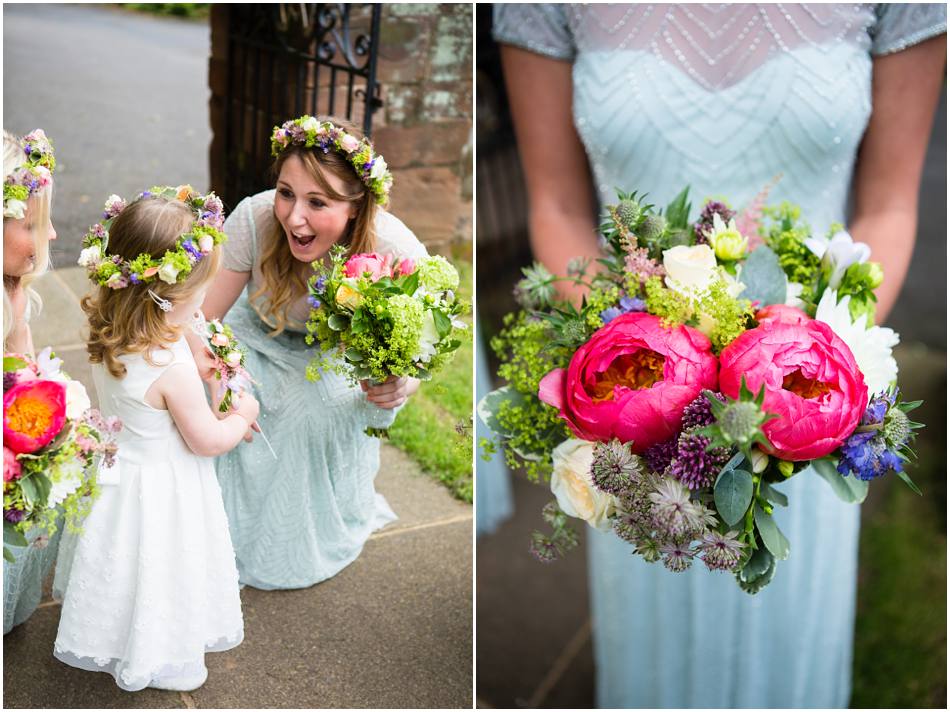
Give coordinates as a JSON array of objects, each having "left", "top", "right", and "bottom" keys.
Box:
[{"left": 3, "top": 3, "right": 211, "bottom": 268}]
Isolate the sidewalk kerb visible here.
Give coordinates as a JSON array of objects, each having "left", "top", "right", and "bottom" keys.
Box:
[{"left": 370, "top": 514, "right": 472, "bottom": 541}]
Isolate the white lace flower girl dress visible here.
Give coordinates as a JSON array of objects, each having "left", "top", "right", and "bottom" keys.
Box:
[{"left": 52, "top": 337, "right": 243, "bottom": 691}]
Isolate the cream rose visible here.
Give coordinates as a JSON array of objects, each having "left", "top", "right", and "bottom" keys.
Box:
[
  {"left": 77, "top": 244, "right": 101, "bottom": 267},
  {"left": 198, "top": 234, "right": 215, "bottom": 254},
  {"left": 225, "top": 350, "right": 243, "bottom": 367},
  {"left": 663, "top": 244, "right": 719, "bottom": 295},
  {"left": 340, "top": 134, "right": 361, "bottom": 152},
  {"left": 370, "top": 156, "right": 388, "bottom": 181},
  {"left": 64, "top": 380, "right": 91, "bottom": 420},
  {"left": 300, "top": 116, "right": 320, "bottom": 133},
  {"left": 211, "top": 333, "right": 230, "bottom": 348},
  {"left": 550, "top": 439, "right": 619, "bottom": 532}
]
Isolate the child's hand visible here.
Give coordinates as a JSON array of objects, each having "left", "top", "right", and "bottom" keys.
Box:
[
  {"left": 193, "top": 347, "right": 219, "bottom": 382},
  {"left": 234, "top": 392, "right": 260, "bottom": 426},
  {"left": 361, "top": 376, "right": 420, "bottom": 409}
]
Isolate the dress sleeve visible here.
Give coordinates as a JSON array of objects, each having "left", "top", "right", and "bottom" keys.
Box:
[
  {"left": 221, "top": 193, "right": 267, "bottom": 273},
  {"left": 871, "top": 3, "right": 947, "bottom": 55},
  {"left": 374, "top": 210, "right": 429, "bottom": 261},
  {"left": 492, "top": 4, "right": 575, "bottom": 61}
]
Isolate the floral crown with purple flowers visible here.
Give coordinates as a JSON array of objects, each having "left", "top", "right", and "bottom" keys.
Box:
[
  {"left": 78, "top": 185, "right": 227, "bottom": 290},
  {"left": 270, "top": 116, "right": 392, "bottom": 206},
  {"left": 3, "top": 129, "right": 56, "bottom": 220}
]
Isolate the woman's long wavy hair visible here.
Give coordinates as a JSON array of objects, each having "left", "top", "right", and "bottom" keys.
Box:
[
  {"left": 81, "top": 196, "right": 222, "bottom": 378},
  {"left": 3, "top": 129, "right": 53, "bottom": 350},
  {"left": 250, "top": 116, "right": 378, "bottom": 335}
]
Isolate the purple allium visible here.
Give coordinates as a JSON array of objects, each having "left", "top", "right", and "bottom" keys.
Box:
[
  {"left": 694, "top": 200, "right": 736, "bottom": 244},
  {"left": 681, "top": 391, "right": 726, "bottom": 430},
  {"left": 644, "top": 438, "right": 677, "bottom": 474},
  {"left": 4, "top": 508, "right": 25, "bottom": 524},
  {"left": 667, "top": 430, "right": 731, "bottom": 490},
  {"left": 699, "top": 530, "right": 744, "bottom": 571}
]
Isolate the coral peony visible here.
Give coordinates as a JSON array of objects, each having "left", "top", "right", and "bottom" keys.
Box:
[
  {"left": 538, "top": 313, "right": 718, "bottom": 452},
  {"left": 755, "top": 304, "right": 810, "bottom": 326},
  {"left": 343, "top": 252, "right": 393, "bottom": 282},
  {"left": 3, "top": 380, "right": 67, "bottom": 454},
  {"left": 719, "top": 319, "right": 867, "bottom": 461}
]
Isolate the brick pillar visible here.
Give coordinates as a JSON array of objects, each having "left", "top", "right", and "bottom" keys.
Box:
[{"left": 208, "top": 4, "right": 231, "bottom": 198}]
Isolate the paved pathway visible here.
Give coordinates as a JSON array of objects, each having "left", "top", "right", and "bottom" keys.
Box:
[{"left": 3, "top": 268, "right": 473, "bottom": 708}]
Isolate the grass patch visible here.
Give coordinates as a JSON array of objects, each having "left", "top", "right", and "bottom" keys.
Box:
[
  {"left": 389, "top": 258, "right": 473, "bottom": 503},
  {"left": 120, "top": 4, "right": 210, "bottom": 19}
]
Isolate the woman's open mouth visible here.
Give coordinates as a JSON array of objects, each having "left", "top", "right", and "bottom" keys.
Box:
[{"left": 291, "top": 232, "right": 316, "bottom": 248}]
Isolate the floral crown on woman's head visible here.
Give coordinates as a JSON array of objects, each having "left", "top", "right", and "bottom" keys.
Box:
[
  {"left": 78, "top": 185, "right": 227, "bottom": 290},
  {"left": 3, "top": 129, "right": 56, "bottom": 220},
  {"left": 270, "top": 116, "right": 392, "bottom": 207}
]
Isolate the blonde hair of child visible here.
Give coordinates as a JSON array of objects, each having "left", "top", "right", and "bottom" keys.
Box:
[
  {"left": 82, "top": 196, "right": 222, "bottom": 378},
  {"left": 250, "top": 115, "right": 378, "bottom": 336},
  {"left": 3, "top": 129, "right": 53, "bottom": 350}
]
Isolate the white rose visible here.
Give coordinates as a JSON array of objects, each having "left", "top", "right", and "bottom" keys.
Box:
[
  {"left": 77, "top": 244, "right": 101, "bottom": 267},
  {"left": 300, "top": 116, "right": 320, "bottom": 133},
  {"left": 4, "top": 199, "right": 27, "bottom": 220},
  {"left": 47, "top": 458, "right": 84, "bottom": 507},
  {"left": 64, "top": 380, "right": 91, "bottom": 420},
  {"left": 370, "top": 156, "right": 388, "bottom": 181},
  {"left": 663, "top": 245, "right": 718, "bottom": 295},
  {"left": 550, "top": 439, "right": 619, "bottom": 532},
  {"left": 340, "top": 134, "right": 360, "bottom": 152},
  {"left": 198, "top": 235, "right": 215, "bottom": 254},
  {"left": 158, "top": 261, "right": 180, "bottom": 284}
]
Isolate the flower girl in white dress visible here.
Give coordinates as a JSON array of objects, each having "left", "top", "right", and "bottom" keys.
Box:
[{"left": 53, "top": 188, "right": 258, "bottom": 692}]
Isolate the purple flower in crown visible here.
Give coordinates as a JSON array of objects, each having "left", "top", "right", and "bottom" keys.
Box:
[
  {"left": 182, "top": 240, "right": 202, "bottom": 263},
  {"left": 92, "top": 223, "right": 107, "bottom": 239},
  {"left": 129, "top": 273, "right": 142, "bottom": 285},
  {"left": 102, "top": 194, "right": 127, "bottom": 220}
]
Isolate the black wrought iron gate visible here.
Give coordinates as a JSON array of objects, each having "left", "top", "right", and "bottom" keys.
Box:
[{"left": 221, "top": 3, "right": 383, "bottom": 209}]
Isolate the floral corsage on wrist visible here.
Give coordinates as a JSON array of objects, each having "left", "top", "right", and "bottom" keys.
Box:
[
  {"left": 271, "top": 115, "right": 392, "bottom": 206},
  {"left": 78, "top": 185, "right": 227, "bottom": 289},
  {"left": 4, "top": 129, "right": 56, "bottom": 220}
]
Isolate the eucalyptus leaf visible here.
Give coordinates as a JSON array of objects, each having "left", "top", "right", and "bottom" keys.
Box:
[
  {"left": 736, "top": 547, "right": 776, "bottom": 594},
  {"left": 754, "top": 505, "right": 790, "bottom": 560},
  {"left": 760, "top": 481, "right": 788, "bottom": 507},
  {"left": 812, "top": 459, "right": 868, "bottom": 503},
  {"left": 3, "top": 521, "right": 28, "bottom": 549},
  {"left": 327, "top": 314, "right": 349, "bottom": 332},
  {"left": 740, "top": 246, "right": 787, "bottom": 307},
  {"left": 715, "top": 451, "right": 747, "bottom": 486},
  {"left": 714, "top": 468, "right": 754, "bottom": 526}
]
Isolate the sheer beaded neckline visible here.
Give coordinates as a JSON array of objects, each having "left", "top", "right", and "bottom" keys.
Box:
[{"left": 566, "top": 4, "right": 872, "bottom": 91}]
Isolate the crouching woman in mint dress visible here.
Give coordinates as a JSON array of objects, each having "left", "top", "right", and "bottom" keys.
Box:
[{"left": 194, "top": 116, "right": 425, "bottom": 590}]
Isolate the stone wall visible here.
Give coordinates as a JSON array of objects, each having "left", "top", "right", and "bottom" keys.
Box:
[{"left": 208, "top": 4, "right": 472, "bottom": 255}]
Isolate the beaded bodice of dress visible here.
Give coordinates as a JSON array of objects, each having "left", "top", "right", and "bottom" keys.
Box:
[{"left": 496, "top": 4, "right": 944, "bottom": 232}]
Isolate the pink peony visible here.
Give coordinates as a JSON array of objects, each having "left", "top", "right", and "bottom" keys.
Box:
[
  {"left": 538, "top": 313, "right": 719, "bottom": 452},
  {"left": 755, "top": 304, "right": 810, "bottom": 326},
  {"left": 344, "top": 252, "right": 393, "bottom": 282},
  {"left": 3, "top": 380, "right": 67, "bottom": 454},
  {"left": 719, "top": 319, "right": 868, "bottom": 461},
  {"left": 394, "top": 258, "right": 415, "bottom": 277},
  {"left": 3, "top": 447, "right": 21, "bottom": 482}
]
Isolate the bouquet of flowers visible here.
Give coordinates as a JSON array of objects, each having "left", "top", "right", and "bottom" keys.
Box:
[
  {"left": 3, "top": 349, "right": 121, "bottom": 561},
  {"left": 305, "top": 247, "right": 468, "bottom": 385},
  {"left": 480, "top": 186, "right": 923, "bottom": 593},
  {"left": 196, "top": 318, "right": 253, "bottom": 414}
]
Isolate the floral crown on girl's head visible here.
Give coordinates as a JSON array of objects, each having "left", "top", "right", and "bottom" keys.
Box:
[
  {"left": 3, "top": 129, "right": 56, "bottom": 220},
  {"left": 270, "top": 116, "right": 392, "bottom": 207},
  {"left": 78, "top": 185, "right": 227, "bottom": 290}
]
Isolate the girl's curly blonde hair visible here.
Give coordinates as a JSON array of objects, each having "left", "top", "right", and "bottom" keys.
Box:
[
  {"left": 82, "top": 196, "right": 221, "bottom": 378},
  {"left": 250, "top": 116, "right": 378, "bottom": 336}
]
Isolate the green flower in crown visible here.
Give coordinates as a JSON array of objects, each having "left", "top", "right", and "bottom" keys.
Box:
[{"left": 270, "top": 116, "right": 393, "bottom": 206}]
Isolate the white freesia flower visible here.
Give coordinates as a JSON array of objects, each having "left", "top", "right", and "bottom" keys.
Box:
[
  {"left": 785, "top": 281, "right": 806, "bottom": 309},
  {"left": 550, "top": 439, "right": 619, "bottom": 532},
  {"left": 370, "top": 156, "right": 388, "bottom": 181},
  {"left": 47, "top": 458, "right": 84, "bottom": 507},
  {"left": 77, "top": 244, "right": 101, "bottom": 267},
  {"left": 815, "top": 289, "right": 898, "bottom": 394},
  {"left": 413, "top": 310, "right": 440, "bottom": 363},
  {"left": 804, "top": 230, "right": 871, "bottom": 289}
]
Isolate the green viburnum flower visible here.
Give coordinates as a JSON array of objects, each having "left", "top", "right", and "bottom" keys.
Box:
[{"left": 417, "top": 255, "right": 459, "bottom": 292}]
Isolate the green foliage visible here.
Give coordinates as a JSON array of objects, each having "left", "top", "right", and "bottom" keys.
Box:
[
  {"left": 762, "top": 202, "right": 820, "bottom": 290},
  {"left": 121, "top": 3, "right": 210, "bottom": 18}
]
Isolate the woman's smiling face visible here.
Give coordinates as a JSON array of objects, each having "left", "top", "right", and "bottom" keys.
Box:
[{"left": 273, "top": 153, "right": 356, "bottom": 264}]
